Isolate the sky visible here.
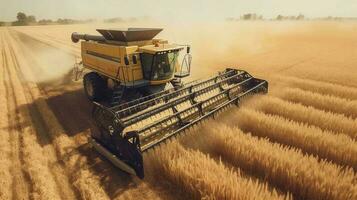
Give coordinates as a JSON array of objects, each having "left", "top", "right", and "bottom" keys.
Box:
[{"left": 1, "top": 0, "right": 357, "bottom": 21}]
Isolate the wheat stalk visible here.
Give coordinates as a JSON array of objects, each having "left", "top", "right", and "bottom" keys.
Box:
[
  {"left": 8, "top": 32, "right": 109, "bottom": 200},
  {"left": 253, "top": 96, "right": 357, "bottom": 139},
  {"left": 0, "top": 35, "right": 13, "bottom": 200},
  {"left": 279, "top": 87, "right": 357, "bottom": 119},
  {"left": 232, "top": 108, "right": 357, "bottom": 169},
  {"left": 277, "top": 75, "right": 357, "bottom": 100},
  {"left": 204, "top": 124, "right": 357, "bottom": 200},
  {"left": 146, "top": 141, "right": 290, "bottom": 200}
]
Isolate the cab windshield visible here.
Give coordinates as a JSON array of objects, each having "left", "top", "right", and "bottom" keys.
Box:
[{"left": 141, "top": 51, "right": 179, "bottom": 80}]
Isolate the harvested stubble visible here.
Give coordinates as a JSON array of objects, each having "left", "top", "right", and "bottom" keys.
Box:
[
  {"left": 230, "top": 108, "right": 357, "bottom": 169},
  {"left": 4, "top": 35, "right": 63, "bottom": 199},
  {"left": 145, "top": 141, "right": 289, "bottom": 200},
  {"left": 253, "top": 96, "right": 357, "bottom": 139},
  {"left": 277, "top": 75, "right": 357, "bottom": 100},
  {"left": 202, "top": 123, "right": 357, "bottom": 200},
  {"left": 7, "top": 32, "right": 110, "bottom": 200},
  {"left": 0, "top": 39, "right": 13, "bottom": 200},
  {"left": 279, "top": 87, "right": 357, "bottom": 119}
]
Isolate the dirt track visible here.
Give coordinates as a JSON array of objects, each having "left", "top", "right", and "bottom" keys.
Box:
[{"left": 0, "top": 21, "right": 357, "bottom": 200}]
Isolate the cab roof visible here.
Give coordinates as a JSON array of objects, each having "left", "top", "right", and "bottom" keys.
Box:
[{"left": 139, "top": 44, "right": 184, "bottom": 54}]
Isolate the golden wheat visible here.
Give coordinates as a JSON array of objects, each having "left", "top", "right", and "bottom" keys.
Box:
[
  {"left": 279, "top": 87, "right": 357, "bottom": 118},
  {"left": 10, "top": 32, "right": 78, "bottom": 199},
  {"left": 252, "top": 96, "right": 357, "bottom": 139},
  {"left": 0, "top": 38, "right": 13, "bottom": 200},
  {"left": 146, "top": 141, "right": 290, "bottom": 200},
  {"left": 30, "top": 79, "right": 108, "bottom": 199},
  {"left": 5, "top": 22, "right": 357, "bottom": 199},
  {"left": 4, "top": 35, "right": 63, "bottom": 199},
  {"left": 2, "top": 45, "right": 30, "bottom": 199},
  {"left": 7, "top": 32, "right": 110, "bottom": 200},
  {"left": 230, "top": 108, "right": 357, "bottom": 169},
  {"left": 277, "top": 75, "right": 357, "bottom": 100},
  {"left": 202, "top": 123, "right": 357, "bottom": 200}
]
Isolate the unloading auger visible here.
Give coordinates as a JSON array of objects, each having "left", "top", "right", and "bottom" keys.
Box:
[{"left": 90, "top": 68, "right": 268, "bottom": 178}]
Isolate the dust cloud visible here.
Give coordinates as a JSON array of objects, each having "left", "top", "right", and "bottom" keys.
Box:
[
  {"left": 14, "top": 30, "right": 75, "bottom": 85},
  {"left": 14, "top": 20, "right": 357, "bottom": 86},
  {"left": 32, "top": 48, "right": 75, "bottom": 83}
]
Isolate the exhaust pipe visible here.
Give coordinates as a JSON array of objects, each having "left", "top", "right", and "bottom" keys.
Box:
[{"left": 71, "top": 32, "right": 106, "bottom": 43}]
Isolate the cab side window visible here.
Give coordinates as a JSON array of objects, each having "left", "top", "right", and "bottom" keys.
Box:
[{"left": 140, "top": 53, "right": 153, "bottom": 79}]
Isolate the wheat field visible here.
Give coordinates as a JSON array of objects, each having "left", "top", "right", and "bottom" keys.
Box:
[{"left": 0, "top": 21, "right": 357, "bottom": 200}]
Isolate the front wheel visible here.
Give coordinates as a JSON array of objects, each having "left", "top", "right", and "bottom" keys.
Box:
[{"left": 83, "top": 72, "right": 106, "bottom": 101}]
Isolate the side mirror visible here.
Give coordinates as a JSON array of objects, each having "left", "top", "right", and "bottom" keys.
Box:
[
  {"left": 124, "top": 56, "right": 129, "bottom": 65},
  {"left": 187, "top": 46, "right": 191, "bottom": 54}
]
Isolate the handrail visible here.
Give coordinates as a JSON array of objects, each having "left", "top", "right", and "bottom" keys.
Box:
[
  {"left": 131, "top": 65, "right": 135, "bottom": 87},
  {"left": 178, "top": 53, "right": 192, "bottom": 76}
]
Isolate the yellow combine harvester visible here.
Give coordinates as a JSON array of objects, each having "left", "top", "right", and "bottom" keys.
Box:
[{"left": 71, "top": 28, "right": 268, "bottom": 178}]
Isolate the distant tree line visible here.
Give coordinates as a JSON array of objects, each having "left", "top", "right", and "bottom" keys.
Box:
[
  {"left": 0, "top": 12, "right": 150, "bottom": 26},
  {"left": 316, "top": 16, "right": 357, "bottom": 21},
  {"left": 226, "top": 13, "right": 308, "bottom": 21},
  {"left": 12, "top": 12, "right": 37, "bottom": 26},
  {"left": 104, "top": 16, "right": 149, "bottom": 23},
  {"left": 276, "top": 14, "right": 305, "bottom": 21},
  {"left": 38, "top": 18, "right": 95, "bottom": 25},
  {"left": 226, "top": 13, "right": 264, "bottom": 21},
  {"left": 241, "top": 13, "right": 264, "bottom": 20},
  {"left": 104, "top": 17, "right": 125, "bottom": 23},
  {"left": 0, "top": 12, "right": 95, "bottom": 26}
]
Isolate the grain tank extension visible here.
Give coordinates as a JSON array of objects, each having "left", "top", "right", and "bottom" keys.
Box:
[{"left": 71, "top": 28, "right": 268, "bottom": 178}]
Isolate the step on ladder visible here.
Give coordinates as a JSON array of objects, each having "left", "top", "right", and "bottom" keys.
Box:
[
  {"left": 110, "top": 86, "right": 125, "bottom": 106},
  {"left": 171, "top": 78, "right": 183, "bottom": 89}
]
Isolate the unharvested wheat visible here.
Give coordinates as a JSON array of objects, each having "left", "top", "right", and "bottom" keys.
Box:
[
  {"left": 277, "top": 75, "right": 357, "bottom": 100},
  {"left": 146, "top": 141, "right": 289, "bottom": 200},
  {"left": 279, "top": 87, "right": 357, "bottom": 118},
  {"left": 231, "top": 108, "right": 357, "bottom": 169},
  {"left": 252, "top": 96, "right": 357, "bottom": 139},
  {"left": 203, "top": 124, "right": 357, "bottom": 200}
]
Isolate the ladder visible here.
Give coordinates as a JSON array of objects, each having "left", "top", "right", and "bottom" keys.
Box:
[{"left": 110, "top": 86, "right": 125, "bottom": 106}]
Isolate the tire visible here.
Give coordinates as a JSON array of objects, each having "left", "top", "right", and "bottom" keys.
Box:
[{"left": 83, "top": 72, "right": 106, "bottom": 101}]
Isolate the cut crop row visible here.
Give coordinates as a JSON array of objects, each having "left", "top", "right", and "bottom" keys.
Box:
[
  {"left": 3, "top": 31, "right": 62, "bottom": 199},
  {"left": 0, "top": 33, "right": 13, "bottom": 200},
  {"left": 7, "top": 31, "right": 110, "bottom": 200}
]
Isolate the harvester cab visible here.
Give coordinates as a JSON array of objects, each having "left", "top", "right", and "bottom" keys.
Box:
[{"left": 71, "top": 28, "right": 268, "bottom": 179}]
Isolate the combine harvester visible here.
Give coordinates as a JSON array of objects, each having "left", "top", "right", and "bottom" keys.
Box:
[{"left": 71, "top": 28, "right": 268, "bottom": 178}]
